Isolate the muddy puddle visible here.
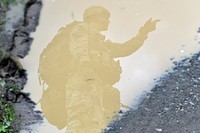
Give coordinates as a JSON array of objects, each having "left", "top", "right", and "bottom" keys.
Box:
[{"left": 19, "top": 0, "right": 200, "bottom": 132}]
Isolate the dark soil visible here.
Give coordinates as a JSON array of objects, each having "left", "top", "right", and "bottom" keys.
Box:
[{"left": 105, "top": 51, "right": 200, "bottom": 133}]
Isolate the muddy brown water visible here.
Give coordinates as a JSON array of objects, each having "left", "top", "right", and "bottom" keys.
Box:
[{"left": 19, "top": 0, "right": 200, "bottom": 132}]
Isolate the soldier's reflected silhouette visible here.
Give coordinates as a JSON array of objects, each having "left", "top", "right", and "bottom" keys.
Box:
[{"left": 39, "top": 6, "right": 159, "bottom": 133}]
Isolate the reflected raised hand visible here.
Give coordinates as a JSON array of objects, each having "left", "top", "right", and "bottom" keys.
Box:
[{"left": 140, "top": 18, "right": 160, "bottom": 33}]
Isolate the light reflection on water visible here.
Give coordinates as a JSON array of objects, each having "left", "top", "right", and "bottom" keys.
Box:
[{"left": 19, "top": 0, "right": 200, "bottom": 132}]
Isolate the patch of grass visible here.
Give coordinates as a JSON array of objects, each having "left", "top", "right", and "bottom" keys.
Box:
[
  {"left": 0, "top": 100, "right": 14, "bottom": 133},
  {"left": 0, "top": 79, "right": 15, "bottom": 133}
]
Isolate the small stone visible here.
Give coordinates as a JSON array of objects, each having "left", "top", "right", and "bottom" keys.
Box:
[
  {"left": 189, "top": 101, "right": 195, "bottom": 106},
  {"left": 155, "top": 128, "right": 162, "bottom": 132},
  {"left": 190, "top": 92, "right": 194, "bottom": 95},
  {"left": 119, "top": 110, "right": 123, "bottom": 114},
  {"left": 164, "top": 107, "right": 169, "bottom": 111}
]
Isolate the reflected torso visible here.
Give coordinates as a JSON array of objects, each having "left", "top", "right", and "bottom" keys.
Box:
[{"left": 39, "top": 21, "right": 121, "bottom": 133}]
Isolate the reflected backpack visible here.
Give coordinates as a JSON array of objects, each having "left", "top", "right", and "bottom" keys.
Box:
[{"left": 39, "top": 21, "right": 79, "bottom": 129}]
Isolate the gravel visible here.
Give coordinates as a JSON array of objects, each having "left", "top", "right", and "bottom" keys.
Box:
[{"left": 105, "top": 51, "right": 200, "bottom": 133}]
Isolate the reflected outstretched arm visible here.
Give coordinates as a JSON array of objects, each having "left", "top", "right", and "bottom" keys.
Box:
[{"left": 107, "top": 19, "right": 160, "bottom": 58}]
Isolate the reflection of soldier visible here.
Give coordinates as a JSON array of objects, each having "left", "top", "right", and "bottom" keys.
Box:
[
  {"left": 65, "top": 6, "right": 159, "bottom": 133},
  {"left": 39, "top": 6, "right": 159, "bottom": 133}
]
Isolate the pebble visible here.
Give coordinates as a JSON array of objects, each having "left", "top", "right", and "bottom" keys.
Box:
[{"left": 155, "top": 128, "right": 163, "bottom": 132}]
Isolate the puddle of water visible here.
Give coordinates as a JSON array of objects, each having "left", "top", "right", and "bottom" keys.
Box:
[
  {"left": 19, "top": 0, "right": 200, "bottom": 132},
  {"left": 38, "top": 6, "right": 158, "bottom": 132}
]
